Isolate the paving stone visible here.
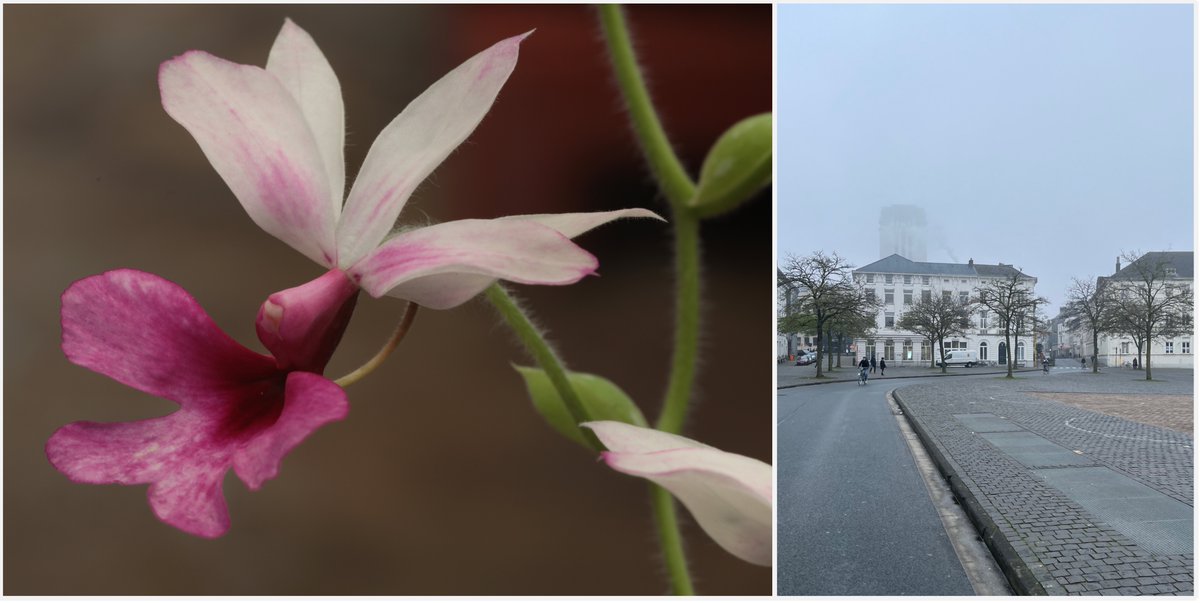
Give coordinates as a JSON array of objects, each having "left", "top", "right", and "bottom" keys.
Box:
[{"left": 894, "top": 371, "right": 1194, "bottom": 596}]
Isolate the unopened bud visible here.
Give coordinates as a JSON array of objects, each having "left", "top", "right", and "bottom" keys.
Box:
[{"left": 690, "top": 113, "right": 772, "bottom": 218}]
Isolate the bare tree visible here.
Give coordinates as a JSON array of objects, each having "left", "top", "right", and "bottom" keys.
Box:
[
  {"left": 1106, "top": 252, "right": 1193, "bottom": 381},
  {"left": 974, "top": 273, "right": 1048, "bottom": 378},
  {"left": 896, "top": 296, "right": 972, "bottom": 373},
  {"left": 1061, "top": 277, "right": 1113, "bottom": 373},
  {"left": 779, "top": 252, "right": 875, "bottom": 378}
]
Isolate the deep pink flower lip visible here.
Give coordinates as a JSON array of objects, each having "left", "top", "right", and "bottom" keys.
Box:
[{"left": 48, "top": 269, "right": 349, "bottom": 538}]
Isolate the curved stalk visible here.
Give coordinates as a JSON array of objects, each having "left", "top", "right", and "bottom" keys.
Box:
[{"left": 334, "top": 303, "right": 419, "bottom": 387}]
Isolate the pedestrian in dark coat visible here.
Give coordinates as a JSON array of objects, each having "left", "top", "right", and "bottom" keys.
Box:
[
  {"left": 879, "top": 358, "right": 887, "bottom": 376},
  {"left": 1133, "top": 357, "right": 1139, "bottom": 369},
  {"left": 870, "top": 356, "right": 877, "bottom": 373},
  {"left": 1081, "top": 357, "right": 1086, "bottom": 369}
]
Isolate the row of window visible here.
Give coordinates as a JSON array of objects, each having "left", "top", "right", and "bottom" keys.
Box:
[
  {"left": 1118, "top": 341, "right": 1192, "bottom": 354},
  {"left": 862, "top": 338, "right": 1024, "bottom": 361},
  {"left": 868, "top": 289, "right": 970, "bottom": 305},
  {"left": 863, "top": 274, "right": 971, "bottom": 285}
]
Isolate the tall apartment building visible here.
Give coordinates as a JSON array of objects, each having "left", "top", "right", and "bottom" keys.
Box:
[
  {"left": 878, "top": 205, "right": 927, "bottom": 262},
  {"left": 852, "top": 254, "right": 1038, "bottom": 366}
]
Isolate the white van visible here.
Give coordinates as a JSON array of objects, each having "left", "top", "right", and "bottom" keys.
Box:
[{"left": 936, "top": 350, "right": 979, "bottom": 368}]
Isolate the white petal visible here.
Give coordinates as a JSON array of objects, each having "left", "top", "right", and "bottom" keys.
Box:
[
  {"left": 497, "top": 208, "right": 666, "bottom": 239},
  {"left": 347, "top": 218, "right": 597, "bottom": 309},
  {"left": 160, "top": 51, "right": 337, "bottom": 266},
  {"left": 336, "top": 33, "right": 529, "bottom": 267},
  {"left": 267, "top": 18, "right": 346, "bottom": 217},
  {"left": 584, "top": 421, "right": 773, "bottom": 567}
]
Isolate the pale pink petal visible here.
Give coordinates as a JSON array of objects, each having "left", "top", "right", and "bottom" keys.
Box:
[
  {"left": 584, "top": 421, "right": 773, "bottom": 567},
  {"left": 347, "top": 219, "right": 597, "bottom": 309},
  {"left": 62, "top": 270, "right": 278, "bottom": 409},
  {"left": 498, "top": 208, "right": 666, "bottom": 239},
  {"left": 256, "top": 269, "right": 359, "bottom": 372},
  {"left": 160, "top": 51, "right": 337, "bottom": 266},
  {"left": 267, "top": 18, "right": 345, "bottom": 213},
  {"left": 233, "top": 372, "right": 349, "bottom": 490},
  {"left": 336, "top": 33, "right": 529, "bottom": 266}
]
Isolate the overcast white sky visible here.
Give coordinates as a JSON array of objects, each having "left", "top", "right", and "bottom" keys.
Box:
[{"left": 777, "top": 4, "right": 1193, "bottom": 312}]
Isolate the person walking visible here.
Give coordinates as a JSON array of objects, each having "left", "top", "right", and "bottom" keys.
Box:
[
  {"left": 1133, "top": 356, "right": 1139, "bottom": 369},
  {"left": 879, "top": 358, "right": 887, "bottom": 376},
  {"left": 1080, "top": 357, "right": 1086, "bottom": 369},
  {"left": 870, "top": 356, "right": 877, "bottom": 374}
]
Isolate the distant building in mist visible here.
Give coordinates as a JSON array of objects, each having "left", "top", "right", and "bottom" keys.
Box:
[{"left": 879, "top": 205, "right": 927, "bottom": 262}]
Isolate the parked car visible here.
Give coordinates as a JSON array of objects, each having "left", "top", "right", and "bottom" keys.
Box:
[
  {"left": 795, "top": 351, "right": 816, "bottom": 366},
  {"left": 936, "top": 350, "right": 979, "bottom": 368}
]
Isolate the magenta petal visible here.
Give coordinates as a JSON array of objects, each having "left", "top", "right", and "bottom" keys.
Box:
[
  {"left": 348, "top": 219, "right": 598, "bottom": 309},
  {"left": 46, "top": 410, "right": 234, "bottom": 538},
  {"left": 62, "top": 270, "right": 277, "bottom": 408},
  {"left": 147, "top": 453, "right": 232, "bottom": 538},
  {"left": 233, "top": 372, "right": 348, "bottom": 491},
  {"left": 46, "top": 412, "right": 203, "bottom": 485},
  {"left": 256, "top": 269, "right": 359, "bottom": 372}
]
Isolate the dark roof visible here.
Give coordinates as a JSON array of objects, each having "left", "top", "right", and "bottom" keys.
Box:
[
  {"left": 854, "top": 254, "right": 1032, "bottom": 279},
  {"left": 1113, "top": 251, "right": 1193, "bottom": 279}
]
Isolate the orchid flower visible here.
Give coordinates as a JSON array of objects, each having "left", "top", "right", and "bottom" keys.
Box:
[
  {"left": 47, "top": 269, "right": 358, "bottom": 538},
  {"left": 582, "top": 421, "right": 772, "bottom": 567},
  {"left": 160, "top": 19, "right": 659, "bottom": 344}
]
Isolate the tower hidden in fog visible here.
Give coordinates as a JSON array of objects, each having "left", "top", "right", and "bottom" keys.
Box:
[{"left": 879, "top": 205, "right": 927, "bottom": 262}]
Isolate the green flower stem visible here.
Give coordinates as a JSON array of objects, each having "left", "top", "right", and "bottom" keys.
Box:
[
  {"left": 598, "top": 4, "right": 696, "bottom": 207},
  {"left": 651, "top": 483, "right": 695, "bottom": 596},
  {"left": 599, "top": 5, "right": 702, "bottom": 595},
  {"left": 657, "top": 210, "right": 700, "bottom": 435},
  {"left": 485, "top": 284, "right": 604, "bottom": 451}
]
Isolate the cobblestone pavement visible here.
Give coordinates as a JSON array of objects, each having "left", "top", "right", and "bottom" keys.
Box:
[
  {"left": 1028, "top": 392, "right": 1193, "bottom": 434},
  {"left": 894, "top": 369, "right": 1194, "bottom": 595}
]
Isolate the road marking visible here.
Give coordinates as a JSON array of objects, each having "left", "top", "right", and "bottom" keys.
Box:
[{"left": 887, "top": 389, "right": 1013, "bottom": 596}]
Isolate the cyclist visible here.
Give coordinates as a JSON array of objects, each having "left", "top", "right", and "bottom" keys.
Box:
[{"left": 858, "top": 355, "right": 870, "bottom": 385}]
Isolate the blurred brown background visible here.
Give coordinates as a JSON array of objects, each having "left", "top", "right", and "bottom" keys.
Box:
[{"left": 5, "top": 4, "right": 771, "bottom": 595}]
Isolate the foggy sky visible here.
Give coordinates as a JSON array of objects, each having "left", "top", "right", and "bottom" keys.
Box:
[{"left": 777, "top": 4, "right": 1193, "bottom": 313}]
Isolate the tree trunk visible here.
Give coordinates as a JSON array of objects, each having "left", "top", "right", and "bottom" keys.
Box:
[
  {"left": 1144, "top": 327, "right": 1153, "bottom": 380},
  {"left": 1091, "top": 329, "right": 1099, "bottom": 373},
  {"left": 938, "top": 337, "right": 947, "bottom": 373},
  {"left": 814, "top": 319, "right": 824, "bottom": 378},
  {"left": 836, "top": 333, "right": 843, "bottom": 368},
  {"left": 928, "top": 338, "right": 936, "bottom": 369},
  {"left": 1005, "top": 331, "right": 1014, "bottom": 378},
  {"left": 826, "top": 327, "right": 834, "bottom": 372}
]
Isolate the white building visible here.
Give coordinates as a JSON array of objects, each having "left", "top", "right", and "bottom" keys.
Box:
[
  {"left": 1088, "top": 252, "right": 1193, "bottom": 369},
  {"left": 852, "top": 254, "right": 1037, "bottom": 366}
]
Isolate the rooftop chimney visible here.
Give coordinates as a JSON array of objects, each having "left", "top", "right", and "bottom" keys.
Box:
[
  {"left": 1116, "top": 257, "right": 1121, "bottom": 273},
  {"left": 968, "top": 258, "right": 974, "bottom": 267}
]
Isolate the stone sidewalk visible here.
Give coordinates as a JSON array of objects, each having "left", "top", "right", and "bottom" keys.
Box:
[{"left": 894, "top": 370, "right": 1194, "bottom": 595}]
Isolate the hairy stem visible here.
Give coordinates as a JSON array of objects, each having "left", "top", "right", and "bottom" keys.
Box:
[
  {"left": 598, "top": 4, "right": 696, "bottom": 207},
  {"left": 651, "top": 483, "right": 695, "bottom": 595},
  {"left": 485, "top": 284, "right": 604, "bottom": 451},
  {"left": 656, "top": 211, "right": 701, "bottom": 435}
]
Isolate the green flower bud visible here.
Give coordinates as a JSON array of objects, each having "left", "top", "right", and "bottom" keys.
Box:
[
  {"left": 514, "top": 366, "right": 648, "bottom": 449},
  {"left": 690, "top": 113, "right": 772, "bottom": 218}
]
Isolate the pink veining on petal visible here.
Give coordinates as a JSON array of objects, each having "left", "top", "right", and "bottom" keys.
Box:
[{"left": 348, "top": 219, "right": 599, "bottom": 308}]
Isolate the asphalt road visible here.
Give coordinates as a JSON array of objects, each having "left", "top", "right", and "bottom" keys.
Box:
[{"left": 777, "top": 375, "right": 982, "bottom": 595}]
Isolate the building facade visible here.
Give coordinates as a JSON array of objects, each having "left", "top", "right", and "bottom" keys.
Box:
[
  {"left": 852, "top": 254, "right": 1038, "bottom": 367},
  {"left": 1088, "top": 252, "right": 1193, "bottom": 369}
]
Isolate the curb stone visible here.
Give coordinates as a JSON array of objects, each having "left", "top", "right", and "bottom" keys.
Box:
[{"left": 893, "top": 388, "right": 1059, "bottom": 596}]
